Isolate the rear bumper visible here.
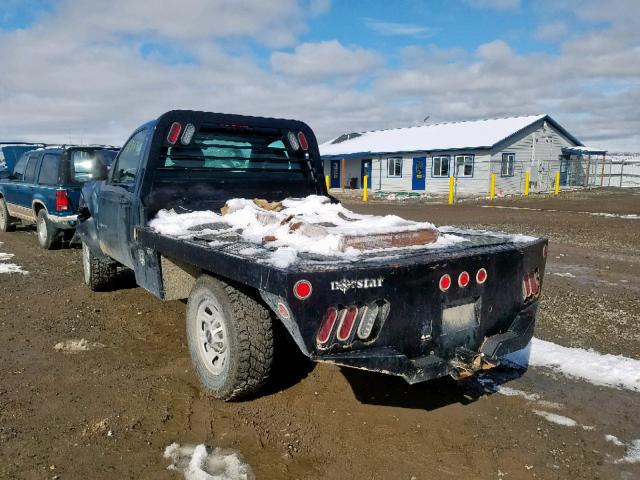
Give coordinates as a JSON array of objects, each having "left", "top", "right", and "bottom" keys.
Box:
[
  {"left": 311, "top": 301, "right": 537, "bottom": 384},
  {"left": 47, "top": 213, "right": 78, "bottom": 229}
]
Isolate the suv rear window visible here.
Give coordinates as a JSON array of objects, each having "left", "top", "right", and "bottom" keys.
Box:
[
  {"left": 159, "top": 127, "right": 308, "bottom": 175},
  {"left": 70, "top": 149, "right": 118, "bottom": 182},
  {"left": 23, "top": 155, "right": 40, "bottom": 183}
]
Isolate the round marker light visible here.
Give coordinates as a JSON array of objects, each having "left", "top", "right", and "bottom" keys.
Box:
[
  {"left": 439, "top": 274, "right": 451, "bottom": 292},
  {"left": 458, "top": 271, "right": 470, "bottom": 288},
  {"left": 287, "top": 131, "right": 300, "bottom": 151},
  {"left": 297, "top": 131, "right": 309, "bottom": 151},
  {"left": 476, "top": 268, "right": 487, "bottom": 284},
  {"left": 167, "top": 122, "right": 182, "bottom": 145},
  {"left": 180, "top": 123, "right": 196, "bottom": 145},
  {"left": 293, "top": 280, "right": 312, "bottom": 300}
]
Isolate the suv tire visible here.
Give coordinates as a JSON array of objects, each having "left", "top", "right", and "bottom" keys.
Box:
[
  {"left": 82, "top": 242, "right": 117, "bottom": 291},
  {"left": 186, "top": 275, "right": 274, "bottom": 401},
  {"left": 36, "top": 209, "right": 61, "bottom": 249},
  {"left": 0, "top": 198, "right": 16, "bottom": 232}
]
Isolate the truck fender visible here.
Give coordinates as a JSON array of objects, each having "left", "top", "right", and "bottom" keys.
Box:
[
  {"left": 259, "top": 290, "right": 311, "bottom": 357},
  {"left": 76, "top": 216, "right": 112, "bottom": 262}
]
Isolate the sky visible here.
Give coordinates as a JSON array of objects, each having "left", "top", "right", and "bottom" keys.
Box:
[{"left": 0, "top": 0, "right": 638, "bottom": 150}]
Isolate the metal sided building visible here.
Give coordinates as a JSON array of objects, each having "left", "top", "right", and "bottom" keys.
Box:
[{"left": 319, "top": 114, "right": 605, "bottom": 196}]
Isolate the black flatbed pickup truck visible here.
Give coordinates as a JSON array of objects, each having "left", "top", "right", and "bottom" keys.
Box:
[{"left": 78, "top": 110, "right": 546, "bottom": 400}]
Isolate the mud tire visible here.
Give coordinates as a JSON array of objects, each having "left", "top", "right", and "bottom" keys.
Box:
[
  {"left": 186, "top": 275, "right": 274, "bottom": 401},
  {"left": 82, "top": 242, "right": 117, "bottom": 291}
]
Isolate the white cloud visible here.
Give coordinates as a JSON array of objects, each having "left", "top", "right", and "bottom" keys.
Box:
[
  {"left": 364, "top": 18, "right": 435, "bottom": 38},
  {"left": 464, "top": 0, "right": 521, "bottom": 11},
  {"left": 534, "top": 21, "right": 568, "bottom": 41},
  {"left": 0, "top": 0, "right": 638, "bottom": 152},
  {"left": 270, "top": 40, "right": 381, "bottom": 79}
]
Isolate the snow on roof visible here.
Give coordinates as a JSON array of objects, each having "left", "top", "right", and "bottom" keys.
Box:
[
  {"left": 320, "top": 114, "right": 548, "bottom": 157},
  {"left": 561, "top": 146, "right": 607, "bottom": 154}
]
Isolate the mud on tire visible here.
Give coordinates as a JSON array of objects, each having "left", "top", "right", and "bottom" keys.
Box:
[
  {"left": 186, "top": 275, "right": 274, "bottom": 401},
  {"left": 82, "top": 242, "right": 117, "bottom": 291},
  {"left": 0, "top": 197, "right": 16, "bottom": 232}
]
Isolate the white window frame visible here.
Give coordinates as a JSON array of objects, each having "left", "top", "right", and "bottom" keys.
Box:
[
  {"left": 454, "top": 154, "right": 474, "bottom": 178},
  {"left": 501, "top": 152, "right": 515, "bottom": 177},
  {"left": 387, "top": 157, "right": 402, "bottom": 178},
  {"left": 431, "top": 155, "right": 450, "bottom": 177}
]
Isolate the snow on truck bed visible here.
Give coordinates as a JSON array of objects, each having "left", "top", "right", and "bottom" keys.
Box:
[{"left": 148, "top": 195, "right": 537, "bottom": 269}]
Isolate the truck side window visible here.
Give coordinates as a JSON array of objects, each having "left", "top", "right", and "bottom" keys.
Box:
[
  {"left": 111, "top": 129, "right": 147, "bottom": 186},
  {"left": 38, "top": 154, "right": 61, "bottom": 186},
  {"left": 12, "top": 156, "right": 28, "bottom": 181},
  {"left": 23, "top": 155, "right": 40, "bottom": 183}
]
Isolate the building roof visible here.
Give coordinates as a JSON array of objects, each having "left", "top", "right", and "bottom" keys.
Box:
[{"left": 320, "top": 114, "right": 582, "bottom": 158}]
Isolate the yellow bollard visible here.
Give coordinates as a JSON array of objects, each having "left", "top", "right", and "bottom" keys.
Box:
[
  {"left": 363, "top": 175, "right": 368, "bottom": 202},
  {"left": 524, "top": 170, "right": 530, "bottom": 196},
  {"left": 325, "top": 175, "right": 330, "bottom": 193},
  {"left": 489, "top": 173, "right": 496, "bottom": 200},
  {"left": 448, "top": 176, "right": 455, "bottom": 204},
  {"left": 554, "top": 171, "right": 560, "bottom": 195}
]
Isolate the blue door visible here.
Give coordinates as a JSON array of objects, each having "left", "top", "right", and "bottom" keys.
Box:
[
  {"left": 360, "top": 159, "right": 372, "bottom": 189},
  {"left": 330, "top": 160, "right": 341, "bottom": 188},
  {"left": 412, "top": 157, "right": 426, "bottom": 190},
  {"left": 560, "top": 156, "right": 569, "bottom": 186}
]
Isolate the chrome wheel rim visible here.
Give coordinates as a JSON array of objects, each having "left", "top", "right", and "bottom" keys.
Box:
[
  {"left": 0, "top": 204, "right": 5, "bottom": 226},
  {"left": 196, "top": 299, "right": 228, "bottom": 376},
  {"left": 82, "top": 243, "right": 91, "bottom": 284},
  {"left": 37, "top": 216, "right": 47, "bottom": 243}
]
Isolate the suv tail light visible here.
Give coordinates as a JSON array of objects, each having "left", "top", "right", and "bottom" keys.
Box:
[{"left": 55, "top": 190, "right": 70, "bottom": 211}]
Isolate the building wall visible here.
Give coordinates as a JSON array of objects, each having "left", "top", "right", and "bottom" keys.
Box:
[
  {"left": 490, "top": 121, "right": 577, "bottom": 195},
  {"left": 323, "top": 120, "right": 579, "bottom": 195}
]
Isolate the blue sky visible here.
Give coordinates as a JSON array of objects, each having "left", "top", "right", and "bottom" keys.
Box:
[{"left": 0, "top": 0, "right": 637, "bottom": 150}]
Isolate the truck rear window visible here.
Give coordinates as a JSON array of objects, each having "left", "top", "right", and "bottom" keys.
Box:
[{"left": 159, "top": 127, "right": 306, "bottom": 174}]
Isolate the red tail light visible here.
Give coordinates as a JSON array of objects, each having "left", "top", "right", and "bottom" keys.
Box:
[
  {"left": 439, "top": 274, "right": 451, "bottom": 292},
  {"left": 458, "top": 271, "right": 470, "bottom": 288},
  {"left": 317, "top": 307, "right": 338, "bottom": 345},
  {"left": 336, "top": 306, "right": 358, "bottom": 341},
  {"left": 293, "top": 280, "right": 312, "bottom": 300},
  {"left": 476, "top": 268, "right": 487, "bottom": 284},
  {"left": 297, "top": 131, "right": 309, "bottom": 151},
  {"left": 55, "top": 190, "right": 70, "bottom": 211},
  {"left": 167, "top": 122, "right": 182, "bottom": 144}
]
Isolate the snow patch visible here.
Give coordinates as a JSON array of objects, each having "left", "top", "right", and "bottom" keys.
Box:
[
  {"left": 0, "top": 247, "right": 28, "bottom": 274},
  {"left": 551, "top": 272, "right": 576, "bottom": 278},
  {"left": 54, "top": 339, "right": 105, "bottom": 353},
  {"left": 504, "top": 338, "right": 640, "bottom": 392},
  {"left": 617, "top": 439, "right": 640, "bottom": 464},
  {"left": 149, "top": 195, "right": 467, "bottom": 268},
  {"left": 533, "top": 410, "right": 578, "bottom": 427},
  {"left": 606, "top": 434, "right": 626, "bottom": 447},
  {"left": 164, "top": 443, "right": 253, "bottom": 480}
]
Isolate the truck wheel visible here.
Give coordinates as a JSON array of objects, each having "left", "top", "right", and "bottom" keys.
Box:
[
  {"left": 82, "top": 242, "right": 117, "bottom": 291},
  {"left": 186, "top": 275, "right": 274, "bottom": 401},
  {"left": 36, "top": 209, "right": 61, "bottom": 249},
  {"left": 0, "top": 198, "right": 16, "bottom": 232}
]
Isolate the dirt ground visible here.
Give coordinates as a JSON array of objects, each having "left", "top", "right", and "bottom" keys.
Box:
[{"left": 1, "top": 188, "right": 639, "bottom": 480}]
